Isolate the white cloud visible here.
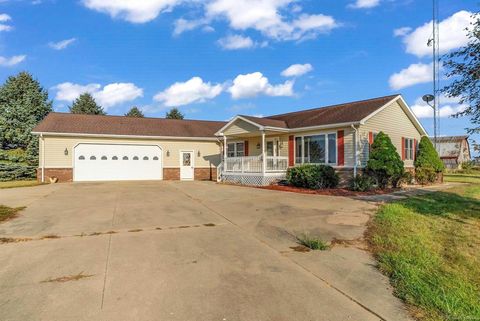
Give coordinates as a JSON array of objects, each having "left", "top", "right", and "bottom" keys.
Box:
[
  {"left": 389, "top": 62, "right": 432, "bottom": 90},
  {"left": 154, "top": 77, "right": 223, "bottom": 106},
  {"left": 0, "top": 14, "right": 11, "bottom": 22},
  {"left": 410, "top": 96, "right": 467, "bottom": 118},
  {"left": 48, "top": 38, "right": 77, "bottom": 50},
  {"left": 228, "top": 72, "right": 294, "bottom": 99},
  {"left": 399, "top": 10, "right": 474, "bottom": 57},
  {"left": 82, "top": 0, "right": 183, "bottom": 23},
  {"left": 0, "top": 24, "right": 12, "bottom": 31},
  {"left": 54, "top": 82, "right": 143, "bottom": 109},
  {"left": 206, "top": 1, "right": 338, "bottom": 41},
  {"left": 0, "top": 55, "right": 26, "bottom": 67},
  {"left": 348, "top": 0, "right": 380, "bottom": 9},
  {"left": 173, "top": 18, "right": 208, "bottom": 36},
  {"left": 393, "top": 27, "right": 411, "bottom": 37},
  {"left": 217, "top": 34, "right": 255, "bottom": 50},
  {"left": 281, "top": 63, "right": 313, "bottom": 77}
]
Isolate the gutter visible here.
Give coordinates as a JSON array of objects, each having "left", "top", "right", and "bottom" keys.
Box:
[
  {"left": 31, "top": 132, "right": 218, "bottom": 142},
  {"left": 40, "top": 133, "right": 45, "bottom": 183}
]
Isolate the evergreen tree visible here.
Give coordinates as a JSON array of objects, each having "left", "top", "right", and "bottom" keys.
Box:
[
  {"left": 125, "top": 106, "right": 144, "bottom": 117},
  {"left": 69, "top": 93, "right": 105, "bottom": 115},
  {"left": 442, "top": 12, "right": 480, "bottom": 134},
  {"left": 366, "top": 132, "right": 405, "bottom": 189},
  {"left": 414, "top": 136, "right": 444, "bottom": 184},
  {"left": 165, "top": 107, "right": 184, "bottom": 120},
  {"left": 0, "top": 71, "right": 52, "bottom": 151}
]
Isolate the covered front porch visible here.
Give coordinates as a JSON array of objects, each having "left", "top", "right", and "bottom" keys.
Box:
[{"left": 216, "top": 115, "right": 291, "bottom": 186}]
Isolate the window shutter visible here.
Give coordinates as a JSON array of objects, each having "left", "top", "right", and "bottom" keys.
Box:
[
  {"left": 244, "top": 141, "right": 249, "bottom": 156},
  {"left": 413, "top": 139, "right": 417, "bottom": 160},
  {"left": 368, "top": 132, "right": 374, "bottom": 145},
  {"left": 401, "top": 137, "right": 405, "bottom": 160},
  {"left": 288, "top": 135, "right": 294, "bottom": 167},
  {"left": 337, "top": 130, "right": 345, "bottom": 166}
]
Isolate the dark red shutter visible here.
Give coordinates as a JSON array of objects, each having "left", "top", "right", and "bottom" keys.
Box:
[
  {"left": 401, "top": 137, "right": 405, "bottom": 160},
  {"left": 413, "top": 139, "right": 417, "bottom": 160},
  {"left": 244, "top": 141, "right": 249, "bottom": 156},
  {"left": 288, "top": 135, "right": 294, "bottom": 167},
  {"left": 337, "top": 130, "right": 344, "bottom": 166},
  {"left": 368, "top": 132, "right": 374, "bottom": 145}
]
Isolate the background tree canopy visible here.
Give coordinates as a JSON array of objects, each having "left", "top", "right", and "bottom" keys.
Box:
[
  {"left": 0, "top": 71, "right": 52, "bottom": 151},
  {"left": 442, "top": 11, "right": 480, "bottom": 134},
  {"left": 69, "top": 93, "right": 105, "bottom": 115},
  {"left": 165, "top": 107, "right": 184, "bottom": 120},
  {"left": 125, "top": 106, "right": 144, "bottom": 117}
]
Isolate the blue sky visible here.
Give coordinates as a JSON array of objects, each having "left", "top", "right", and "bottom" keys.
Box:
[{"left": 0, "top": 0, "right": 477, "bottom": 154}]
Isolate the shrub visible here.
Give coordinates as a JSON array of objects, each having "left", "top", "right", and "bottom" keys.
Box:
[
  {"left": 287, "top": 164, "right": 339, "bottom": 189},
  {"left": 414, "top": 137, "right": 444, "bottom": 184},
  {"left": 460, "top": 161, "right": 475, "bottom": 173},
  {"left": 0, "top": 163, "right": 37, "bottom": 181},
  {"left": 348, "top": 174, "right": 375, "bottom": 192},
  {"left": 366, "top": 132, "right": 405, "bottom": 189}
]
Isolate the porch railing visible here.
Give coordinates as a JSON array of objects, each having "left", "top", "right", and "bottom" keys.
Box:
[{"left": 224, "top": 156, "right": 288, "bottom": 173}]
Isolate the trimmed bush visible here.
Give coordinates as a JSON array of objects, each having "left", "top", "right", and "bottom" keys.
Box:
[
  {"left": 286, "top": 164, "right": 339, "bottom": 189},
  {"left": 348, "top": 174, "right": 375, "bottom": 192},
  {"left": 366, "top": 132, "right": 405, "bottom": 189},
  {"left": 414, "top": 137, "right": 444, "bottom": 185}
]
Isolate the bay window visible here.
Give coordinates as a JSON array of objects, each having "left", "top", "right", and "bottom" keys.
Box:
[{"left": 295, "top": 133, "right": 337, "bottom": 165}]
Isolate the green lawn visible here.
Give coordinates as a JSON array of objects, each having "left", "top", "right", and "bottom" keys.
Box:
[
  {"left": 368, "top": 183, "right": 480, "bottom": 321},
  {"left": 444, "top": 171, "right": 480, "bottom": 184},
  {"left": 0, "top": 180, "right": 42, "bottom": 189}
]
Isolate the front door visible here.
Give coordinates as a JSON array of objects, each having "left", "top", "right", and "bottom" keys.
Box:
[{"left": 180, "top": 151, "right": 194, "bottom": 180}]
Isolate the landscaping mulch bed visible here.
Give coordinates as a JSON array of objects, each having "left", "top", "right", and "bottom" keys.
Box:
[{"left": 259, "top": 184, "right": 399, "bottom": 196}]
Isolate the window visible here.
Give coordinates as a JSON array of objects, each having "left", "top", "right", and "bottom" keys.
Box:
[
  {"left": 78, "top": 155, "right": 85, "bottom": 160},
  {"left": 143, "top": 156, "right": 149, "bottom": 160},
  {"left": 227, "top": 142, "right": 244, "bottom": 157},
  {"left": 101, "top": 156, "right": 107, "bottom": 160},
  {"left": 153, "top": 156, "right": 159, "bottom": 161},
  {"left": 112, "top": 156, "right": 118, "bottom": 160},
  {"left": 295, "top": 133, "right": 337, "bottom": 165},
  {"left": 123, "top": 156, "right": 129, "bottom": 160},
  {"left": 133, "top": 156, "right": 139, "bottom": 160},
  {"left": 90, "top": 156, "right": 96, "bottom": 160},
  {"left": 404, "top": 138, "right": 414, "bottom": 160}
]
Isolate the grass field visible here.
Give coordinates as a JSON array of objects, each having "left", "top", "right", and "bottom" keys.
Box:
[
  {"left": 368, "top": 181, "right": 480, "bottom": 321},
  {"left": 444, "top": 171, "right": 480, "bottom": 184},
  {"left": 0, "top": 180, "right": 42, "bottom": 189}
]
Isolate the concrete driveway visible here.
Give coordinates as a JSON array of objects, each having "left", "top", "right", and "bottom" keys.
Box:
[{"left": 0, "top": 181, "right": 412, "bottom": 321}]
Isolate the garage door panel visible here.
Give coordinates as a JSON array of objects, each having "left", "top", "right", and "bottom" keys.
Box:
[{"left": 74, "top": 144, "right": 163, "bottom": 182}]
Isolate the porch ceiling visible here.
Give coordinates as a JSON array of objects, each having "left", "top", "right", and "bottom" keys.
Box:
[{"left": 223, "top": 130, "right": 286, "bottom": 138}]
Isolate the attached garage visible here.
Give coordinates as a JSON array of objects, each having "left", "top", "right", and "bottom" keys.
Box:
[{"left": 74, "top": 144, "right": 163, "bottom": 182}]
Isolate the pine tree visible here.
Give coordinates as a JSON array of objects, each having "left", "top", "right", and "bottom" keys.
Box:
[
  {"left": 366, "top": 131, "right": 404, "bottom": 189},
  {"left": 414, "top": 136, "right": 444, "bottom": 184},
  {"left": 165, "top": 107, "right": 184, "bottom": 120},
  {"left": 0, "top": 71, "right": 52, "bottom": 150},
  {"left": 69, "top": 93, "right": 105, "bottom": 115},
  {"left": 125, "top": 106, "right": 144, "bottom": 117}
]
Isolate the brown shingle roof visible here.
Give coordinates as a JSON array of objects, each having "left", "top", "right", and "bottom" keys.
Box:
[
  {"left": 33, "top": 113, "right": 226, "bottom": 138},
  {"left": 239, "top": 115, "right": 288, "bottom": 128},
  {"left": 267, "top": 95, "right": 399, "bottom": 128}
]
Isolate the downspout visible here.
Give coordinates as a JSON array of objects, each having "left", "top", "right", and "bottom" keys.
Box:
[
  {"left": 40, "top": 133, "right": 45, "bottom": 183},
  {"left": 350, "top": 125, "right": 358, "bottom": 177}
]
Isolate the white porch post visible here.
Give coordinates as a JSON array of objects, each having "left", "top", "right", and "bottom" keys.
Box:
[
  {"left": 223, "top": 135, "right": 227, "bottom": 160},
  {"left": 261, "top": 131, "right": 266, "bottom": 175}
]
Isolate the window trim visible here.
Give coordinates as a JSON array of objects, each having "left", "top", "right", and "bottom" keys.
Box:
[
  {"left": 294, "top": 132, "right": 338, "bottom": 166},
  {"left": 404, "top": 137, "right": 415, "bottom": 161},
  {"left": 226, "top": 140, "right": 246, "bottom": 158}
]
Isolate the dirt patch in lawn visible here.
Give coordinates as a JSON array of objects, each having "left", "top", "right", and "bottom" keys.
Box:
[{"left": 41, "top": 272, "right": 94, "bottom": 283}]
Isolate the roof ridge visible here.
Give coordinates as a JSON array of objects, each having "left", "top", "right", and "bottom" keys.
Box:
[
  {"left": 267, "top": 94, "right": 400, "bottom": 118},
  {"left": 49, "top": 112, "right": 227, "bottom": 124}
]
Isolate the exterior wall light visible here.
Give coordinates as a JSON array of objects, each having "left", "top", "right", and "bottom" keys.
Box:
[
  {"left": 166, "top": 150, "right": 170, "bottom": 157},
  {"left": 64, "top": 148, "right": 69, "bottom": 156},
  {"left": 197, "top": 150, "right": 201, "bottom": 157},
  {"left": 256, "top": 143, "right": 260, "bottom": 149}
]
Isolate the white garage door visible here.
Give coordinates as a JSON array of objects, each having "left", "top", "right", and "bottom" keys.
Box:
[{"left": 74, "top": 144, "right": 163, "bottom": 182}]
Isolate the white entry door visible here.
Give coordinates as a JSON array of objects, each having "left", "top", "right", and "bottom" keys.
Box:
[
  {"left": 180, "top": 151, "right": 194, "bottom": 180},
  {"left": 74, "top": 144, "right": 163, "bottom": 182}
]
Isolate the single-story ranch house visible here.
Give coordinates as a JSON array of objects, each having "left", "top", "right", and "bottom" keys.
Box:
[{"left": 32, "top": 94, "right": 427, "bottom": 185}]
